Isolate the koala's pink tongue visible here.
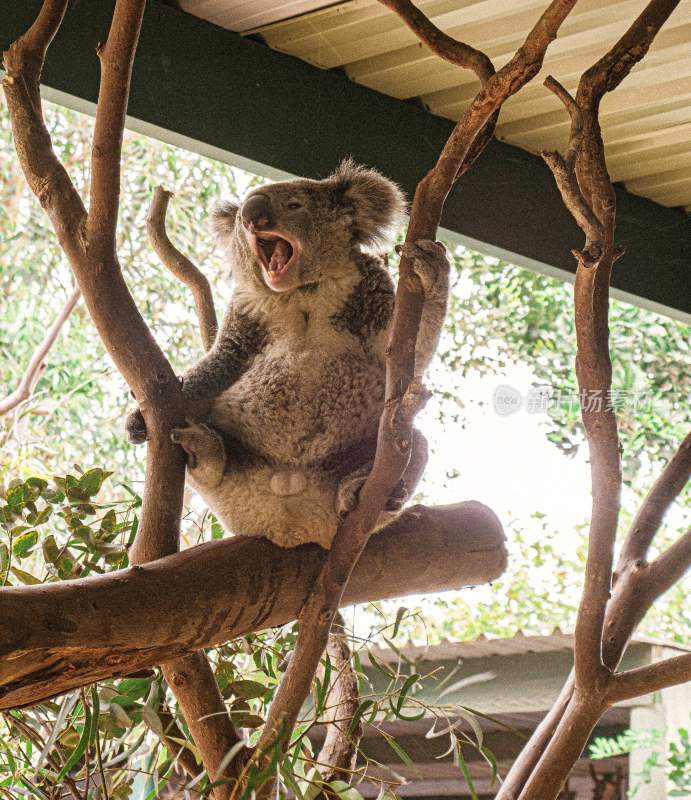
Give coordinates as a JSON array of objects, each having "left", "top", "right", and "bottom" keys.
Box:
[{"left": 269, "top": 238, "right": 291, "bottom": 272}]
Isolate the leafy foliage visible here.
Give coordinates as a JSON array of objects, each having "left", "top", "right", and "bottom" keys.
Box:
[{"left": 590, "top": 722, "right": 691, "bottom": 798}]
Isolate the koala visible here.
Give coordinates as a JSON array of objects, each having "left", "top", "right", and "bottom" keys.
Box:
[{"left": 127, "top": 160, "right": 449, "bottom": 549}]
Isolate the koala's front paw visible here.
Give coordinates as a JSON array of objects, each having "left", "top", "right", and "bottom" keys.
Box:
[
  {"left": 398, "top": 240, "right": 450, "bottom": 295},
  {"left": 126, "top": 409, "right": 147, "bottom": 444},
  {"left": 171, "top": 422, "right": 226, "bottom": 488}
]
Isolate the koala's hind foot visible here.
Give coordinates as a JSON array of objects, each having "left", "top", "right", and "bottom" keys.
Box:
[
  {"left": 334, "top": 428, "right": 429, "bottom": 519},
  {"left": 126, "top": 408, "right": 147, "bottom": 444},
  {"left": 335, "top": 464, "right": 407, "bottom": 520},
  {"left": 171, "top": 423, "right": 226, "bottom": 488}
]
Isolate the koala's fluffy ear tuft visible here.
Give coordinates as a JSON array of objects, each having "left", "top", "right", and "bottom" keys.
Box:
[
  {"left": 211, "top": 201, "right": 240, "bottom": 246},
  {"left": 329, "top": 158, "right": 407, "bottom": 250}
]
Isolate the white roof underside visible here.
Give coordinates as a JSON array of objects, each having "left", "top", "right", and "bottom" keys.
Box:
[{"left": 179, "top": 0, "right": 691, "bottom": 212}]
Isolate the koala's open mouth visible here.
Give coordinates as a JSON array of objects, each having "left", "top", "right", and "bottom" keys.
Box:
[{"left": 251, "top": 232, "right": 299, "bottom": 288}]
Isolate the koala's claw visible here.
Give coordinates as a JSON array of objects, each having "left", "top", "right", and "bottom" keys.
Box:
[
  {"left": 171, "top": 422, "right": 226, "bottom": 488},
  {"left": 398, "top": 240, "right": 450, "bottom": 294},
  {"left": 126, "top": 409, "right": 147, "bottom": 445},
  {"left": 336, "top": 469, "right": 408, "bottom": 519},
  {"left": 335, "top": 471, "right": 368, "bottom": 519},
  {"left": 385, "top": 478, "right": 409, "bottom": 512}
]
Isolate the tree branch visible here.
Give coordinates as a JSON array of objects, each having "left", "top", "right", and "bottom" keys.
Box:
[
  {"left": 376, "top": 0, "right": 498, "bottom": 179},
  {"left": 619, "top": 430, "right": 691, "bottom": 565},
  {"left": 509, "top": 3, "right": 683, "bottom": 798},
  {"left": 252, "top": 0, "right": 576, "bottom": 778},
  {"left": 87, "top": 0, "right": 144, "bottom": 256},
  {"left": 146, "top": 187, "right": 218, "bottom": 351},
  {"left": 144, "top": 187, "right": 239, "bottom": 792},
  {"left": 0, "top": 501, "right": 506, "bottom": 710},
  {"left": 315, "top": 614, "right": 361, "bottom": 784},
  {"left": 608, "top": 653, "right": 691, "bottom": 704},
  {"left": 0, "top": 287, "right": 80, "bottom": 416}
]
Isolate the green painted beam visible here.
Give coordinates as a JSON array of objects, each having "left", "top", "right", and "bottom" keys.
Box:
[{"left": 2, "top": 0, "right": 689, "bottom": 321}]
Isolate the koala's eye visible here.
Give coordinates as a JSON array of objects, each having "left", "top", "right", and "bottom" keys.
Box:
[{"left": 286, "top": 201, "right": 302, "bottom": 210}]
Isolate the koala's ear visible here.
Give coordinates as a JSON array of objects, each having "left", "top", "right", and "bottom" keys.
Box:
[
  {"left": 328, "top": 158, "right": 407, "bottom": 249},
  {"left": 211, "top": 201, "right": 240, "bottom": 246}
]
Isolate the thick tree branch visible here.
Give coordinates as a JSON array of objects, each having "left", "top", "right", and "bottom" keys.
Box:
[
  {"left": 163, "top": 652, "right": 243, "bottom": 791},
  {"left": 0, "top": 501, "right": 506, "bottom": 710},
  {"left": 608, "top": 653, "right": 691, "bottom": 704},
  {"left": 147, "top": 187, "right": 218, "bottom": 350},
  {"left": 252, "top": 0, "right": 576, "bottom": 778},
  {"left": 0, "top": 287, "right": 80, "bottom": 416}
]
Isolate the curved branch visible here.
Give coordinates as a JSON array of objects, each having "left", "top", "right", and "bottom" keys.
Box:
[
  {"left": 147, "top": 187, "right": 218, "bottom": 351},
  {"left": 0, "top": 501, "right": 506, "bottom": 711},
  {"left": 377, "top": 0, "right": 494, "bottom": 81},
  {"left": 0, "top": 287, "right": 80, "bottom": 416}
]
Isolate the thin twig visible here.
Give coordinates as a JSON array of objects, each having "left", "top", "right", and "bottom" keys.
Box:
[
  {"left": 147, "top": 187, "right": 218, "bottom": 350},
  {"left": 0, "top": 287, "right": 81, "bottom": 416}
]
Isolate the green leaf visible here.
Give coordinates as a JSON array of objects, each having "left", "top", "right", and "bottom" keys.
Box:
[
  {"left": 348, "top": 699, "right": 377, "bottom": 735},
  {"left": 229, "top": 711, "right": 264, "bottom": 728},
  {"left": 390, "top": 673, "right": 420, "bottom": 716},
  {"left": 56, "top": 695, "right": 93, "bottom": 782},
  {"left": 226, "top": 680, "right": 267, "bottom": 700},
  {"left": 457, "top": 746, "right": 479, "bottom": 800},
  {"left": 10, "top": 566, "right": 42, "bottom": 585},
  {"left": 79, "top": 468, "right": 111, "bottom": 497},
  {"left": 12, "top": 530, "right": 38, "bottom": 558}
]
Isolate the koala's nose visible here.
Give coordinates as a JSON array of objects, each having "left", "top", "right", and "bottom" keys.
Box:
[{"left": 241, "top": 193, "right": 274, "bottom": 230}]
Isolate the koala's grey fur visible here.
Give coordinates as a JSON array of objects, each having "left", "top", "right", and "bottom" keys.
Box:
[{"left": 128, "top": 161, "right": 449, "bottom": 549}]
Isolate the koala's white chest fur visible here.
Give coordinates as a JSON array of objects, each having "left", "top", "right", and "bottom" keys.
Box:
[{"left": 210, "top": 279, "right": 386, "bottom": 467}]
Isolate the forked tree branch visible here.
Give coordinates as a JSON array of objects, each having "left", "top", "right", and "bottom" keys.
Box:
[
  {"left": 500, "top": 2, "right": 684, "bottom": 798},
  {"left": 0, "top": 287, "right": 80, "bottom": 416},
  {"left": 377, "top": 0, "right": 498, "bottom": 179},
  {"left": 251, "top": 0, "right": 577, "bottom": 780},
  {"left": 145, "top": 189, "right": 240, "bottom": 791},
  {"left": 2, "top": 1, "right": 231, "bottom": 794}
]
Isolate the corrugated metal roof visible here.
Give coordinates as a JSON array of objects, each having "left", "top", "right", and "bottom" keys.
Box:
[
  {"left": 178, "top": 0, "right": 691, "bottom": 212},
  {"left": 365, "top": 629, "right": 691, "bottom": 663}
]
